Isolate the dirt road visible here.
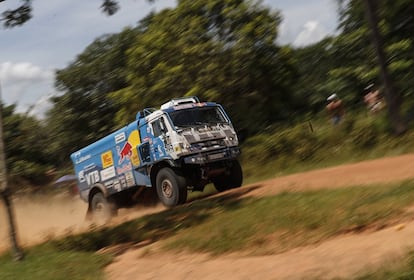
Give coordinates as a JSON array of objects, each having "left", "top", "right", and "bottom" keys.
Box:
[{"left": 106, "top": 154, "right": 414, "bottom": 280}]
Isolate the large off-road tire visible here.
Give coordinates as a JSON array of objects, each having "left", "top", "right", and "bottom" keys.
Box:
[
  {"left": 156, "top": 168, "right": 188, "bottom": 207},
  {"left": 213, "top": 160, "right": 243, "bottom": 192},
  {"left": 90, "top": 192, "right": 117, "bottom": 224}
]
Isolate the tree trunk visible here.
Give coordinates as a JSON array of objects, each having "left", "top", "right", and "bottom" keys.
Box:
[
  {"left": 364, "top": 0, "right": 407, "bottom": 135},
  {"left": 0, "top": 83, "right": 24, "bottom": 261},
  {"left": 1, "top": 190, "right": 24, "bottom": 260}
]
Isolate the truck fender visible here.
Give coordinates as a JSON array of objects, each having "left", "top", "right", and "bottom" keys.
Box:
[{"left": 149, "top": 160, "right": 178, "bottom": 188}]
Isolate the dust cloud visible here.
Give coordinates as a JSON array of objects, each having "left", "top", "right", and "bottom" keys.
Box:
[
  {"left": 0, "top": 193, "right": 165, "bottom": 253},
  {"left": 0, "top": 193, "right": 88, "bottom": 252}
]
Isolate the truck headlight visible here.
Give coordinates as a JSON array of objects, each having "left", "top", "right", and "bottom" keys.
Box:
[{"left": 174, "top": 144, "right": 182, "bottom": 153}]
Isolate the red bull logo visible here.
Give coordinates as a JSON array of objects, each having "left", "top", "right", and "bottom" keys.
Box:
[{"left": 117, "top": 142, "right": 133, "bottom": 164}]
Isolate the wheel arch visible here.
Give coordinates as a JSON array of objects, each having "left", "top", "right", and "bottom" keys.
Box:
[{"left": 87, "top": 183, "right": 108, "bottom": 214}]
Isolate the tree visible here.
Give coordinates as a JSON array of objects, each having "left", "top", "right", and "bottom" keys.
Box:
[
  {"left": 320, "top": 0, "right": 413, "bottom": 133},
  {"left": 364, "top": 0, "right": 406, "bottom": 134},
  {"left": 2, "top": 105, "right": 51, "bottom": 187},
  {"left": 0, "top": 90, "right": 24, "bottom": 261},
  {"left": 0, "top": 0, "right": 153, "bottom": 28},
  {"left": 47, "top": 28, "right": 139, "bottom": 166},
  {"left": 112, "top": 0, "right": 297, "bottom": 135}
]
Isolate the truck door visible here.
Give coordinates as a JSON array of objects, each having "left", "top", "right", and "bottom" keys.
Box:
[{"left": 150, "top": 116, "right": 169, "bottom": 162}]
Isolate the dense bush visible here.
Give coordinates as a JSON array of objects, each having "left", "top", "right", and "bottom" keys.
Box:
[
  {"left": 241, "top": 112, "right": 414, "bottom": 179},
  {"left": 241, "top": 123, "right": 321, "bottom": 163}
]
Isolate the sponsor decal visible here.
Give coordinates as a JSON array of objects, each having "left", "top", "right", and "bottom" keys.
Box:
[
  {"left": 100, "top": 166, "right": 116, "bottom": 181},
  {"left": 116, "top": 162, "right": 132, "bottom": 174},
  {"left": 101, "top": 150, "right": 114, "bottom": 168},
  {"left": 115, "top": 132, "right": 126, "bottom": 144},
  {"left": 113, "top": 180, "right": 122, "bottom": 192},
  {"left": 117, "top": 142, "right": 133, "bottom": 164},
  {"left": 104, "top": 180, "right": 114, "bottom": 189},
  {"left": 75, "top": 153, "right": 91, "bottom": 164},
  {"left": 119, "top": 175, "right": 127, "bottom": 189},
  {"left": 128, "top": 130, "right": 141, "bottom": 166},
  {"left": 131, "top": 150, "right": 140, "bottom": 166},
  {"left": 78, "top": 170, "right": 86, "bottom": 183},
  {"left": 125, "top": 171, "right": 135, "bottom": 187},
  {"left": 79, "top": 170, "right": 100, "bottom": 185},
  {"left": 84, "top": 163, "right": 96, "bottom": 171}
]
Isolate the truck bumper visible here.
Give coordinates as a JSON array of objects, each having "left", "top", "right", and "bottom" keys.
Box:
[{"left": 183, "top": 147, "right": 241, "bottom": 165}]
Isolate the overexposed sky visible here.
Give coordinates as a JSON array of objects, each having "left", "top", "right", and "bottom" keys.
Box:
[{"left": 0, "top": 0, "right": 338, "bottom": 117}]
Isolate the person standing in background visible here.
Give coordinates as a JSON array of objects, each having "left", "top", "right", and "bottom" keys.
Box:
[
  {"left": 326, "top": 93, "right": 345, "bottom": 125},
  {"left": 364, "top": 84, "right": 384, "bottom": 113}
]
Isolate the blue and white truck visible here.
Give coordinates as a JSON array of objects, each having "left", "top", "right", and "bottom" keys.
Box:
[{"left": 70, "top": 97, "right": 242, "bottom": 219}]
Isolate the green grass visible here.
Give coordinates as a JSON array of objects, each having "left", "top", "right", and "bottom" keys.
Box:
[
  {"left": 165, "top": 181, "right": 414, "bottom": 255},
  {"left": 0, "top": 244, "right": 112, "bottom": 280}
]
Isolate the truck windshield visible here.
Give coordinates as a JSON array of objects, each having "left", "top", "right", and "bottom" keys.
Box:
[{"left": 168, "top": 106, "right": 228, "bottom": 128}]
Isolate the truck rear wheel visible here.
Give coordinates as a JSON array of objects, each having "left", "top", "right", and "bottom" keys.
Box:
[
  {"left": 213, "top": 160, "right": 243, "bottom": 192},
  {"left": 91, "top": 192, "right": 116, "bottom": 224},
  {"left": 156, "top": 168, "right": 187, "bottom": 207}
]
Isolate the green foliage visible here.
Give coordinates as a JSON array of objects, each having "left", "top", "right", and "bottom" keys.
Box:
[
  {"left": 242, "top": 124, "right": 320, "bottom": 163},
  {"left": 112, "top": 0, "right": 297, "bottom": 134},
  {"left": 1, "top": 104, "right": 52, "bottom": 188},
  {"left": 1, "top": 0, "right": 130, "bottom": 28},
  {"left": 0, "top": 245, "right": 111, "bottom": 280},
  {"left": 347, "top": 115, "right": 389, "bottom": 149},
  {"left": 292, "top": 0, "right": 414, "bottom": 126},
  {"left": 240, "top": 111, "right": 414, "bottom": 184},
  {"left": 47, "top": 28, "right": 139, "bottom": 166}
]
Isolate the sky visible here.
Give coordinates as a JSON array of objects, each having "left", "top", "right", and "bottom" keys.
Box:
[{"left": 0, "top": 0, "right": 339, "bottom": 118}]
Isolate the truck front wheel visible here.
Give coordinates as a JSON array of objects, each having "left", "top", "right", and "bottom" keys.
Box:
[
  {"left": 156, "top": 168, "right": 188, "bottom": 207},
  {"left": 213, "top": 160, "right": 243, "bottom": 192}
]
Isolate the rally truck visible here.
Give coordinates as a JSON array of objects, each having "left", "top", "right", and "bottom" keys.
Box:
[{"left": 70, "top": 97, "right": 242, "bottom": 220}]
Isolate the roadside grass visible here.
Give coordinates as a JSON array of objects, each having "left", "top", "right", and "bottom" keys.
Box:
[
  {"left": 164, "top": 180, "right": 414, "bottom": 255},
  {"left": 0, "top": 244, "right": 111, "bottom": 280}
]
